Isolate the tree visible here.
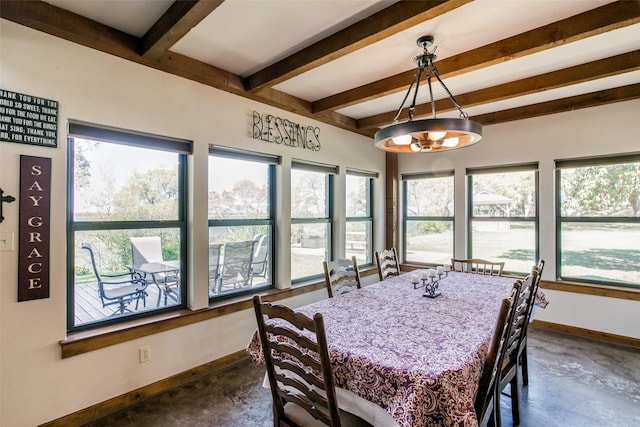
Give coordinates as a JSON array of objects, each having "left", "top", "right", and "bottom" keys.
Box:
[{"left": 561, "top": 164, "right": 640, "bottom": 217}]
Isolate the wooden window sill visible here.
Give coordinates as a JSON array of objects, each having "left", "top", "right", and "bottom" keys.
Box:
[{"left": 60, "top": 266, "right": 379, "bottom": 359}]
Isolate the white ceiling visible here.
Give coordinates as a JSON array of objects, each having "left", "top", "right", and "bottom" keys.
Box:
[{"left": 17, "top": 0, "right": 640, "bottom": 133}]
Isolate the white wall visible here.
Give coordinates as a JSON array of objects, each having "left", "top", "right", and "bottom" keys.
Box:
[
  {"left": 398, "top": 98, "right": 640, "bottom": 340},
  {"left": 1, "top": 18, "right": 639, "bottom": 427},
  {"left": 0, "top": 21, "right": 385, "bottom": 426}
]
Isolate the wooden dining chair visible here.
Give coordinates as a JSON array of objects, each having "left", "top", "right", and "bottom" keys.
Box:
[
  {"left": 474, "top": 281, "right": 520, "bottom": 427},
  {"left": 252, "top": 295, "right": 371, "bottom": 427},
  {"left": 520, "top": 260, "right": 544, "bottom": 386},
  {"left": 323, "top": 256, "right": 362, "bottom": 298},
  {"left": 451, "top": 258, "right": 505, "bottom": 276},
  {"left": 497, "top": 269, "right": 539, "bottom": 425},
  {"left": 375, "top": 247, "right": 400, "bottom": 281}
]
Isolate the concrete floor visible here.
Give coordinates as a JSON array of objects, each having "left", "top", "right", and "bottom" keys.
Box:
[{"left": 84, "top": 328, "right": 640, "bottom": 427}]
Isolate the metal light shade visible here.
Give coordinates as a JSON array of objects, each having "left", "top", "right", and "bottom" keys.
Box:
[
  {"left": 374, "top": 117, "right": 482, "bottom": 153},
  {"left": 374, "top": 35, "right": 483, "bottom": 154}
]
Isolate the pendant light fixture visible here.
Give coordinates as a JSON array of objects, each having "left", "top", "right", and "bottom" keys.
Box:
[{"left": 374, "top": 35, "right": 482, "bottom": 153}]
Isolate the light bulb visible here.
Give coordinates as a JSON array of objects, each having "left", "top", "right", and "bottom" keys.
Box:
[
  {"left": 392, "top": 134, "right": 412, "bottom": 145},
  {"left": 410, "top": 142, "right": 421, "bottom": 152},
  {"left": 427, "top": 131, "right": 446, "bottom": 141},
  {"left": 443, "top": 137, "right": 459, "bottom": 147}
]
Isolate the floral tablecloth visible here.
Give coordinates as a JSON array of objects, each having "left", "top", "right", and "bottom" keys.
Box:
[{"left": 247, "top": 271, "right": 518, "bottom": 427}]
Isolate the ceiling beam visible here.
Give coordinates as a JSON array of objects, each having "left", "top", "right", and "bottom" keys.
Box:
[
  {"left": 0, "top": 0, "right": 362, "bottom": 136},
  {"left": 0, "top": 0, "right": 140, "bottom": 60},
  {"left": 243, "top": 0, "right": 471, "bottom": 92},
  {"left": 358, "top": 50, "right": 640, "bottom": 129},
  {"left": 314, "top": 0, "right": 640, "bottom": 114},
  {"left": 471, "top": 83, "right": 640, "bottom": 126},
  {"left": 141, "top": 0, "right": 225, "bottom": 60}
]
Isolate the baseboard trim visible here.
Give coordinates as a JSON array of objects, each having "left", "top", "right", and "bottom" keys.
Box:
[
  {"left": 531, "top": 319, "right": 640, "bottom": 348},
  {"left": 40, "top": 349, "right": 249, "bottom": 427}
]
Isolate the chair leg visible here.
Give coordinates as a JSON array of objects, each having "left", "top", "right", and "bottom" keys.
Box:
[
  {"left": 521, "top": 346, "right": 529, "bottom": 386},
  {"left": 494, "top": 389, "right": 501, "bottom": 427},
  {"left": 511, "top": 375, "right": 520, "bottom": 425}
]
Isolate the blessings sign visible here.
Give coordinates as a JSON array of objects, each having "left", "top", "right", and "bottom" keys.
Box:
[{"left": 251, "top": 111, "right": 320, "bottom": 151}]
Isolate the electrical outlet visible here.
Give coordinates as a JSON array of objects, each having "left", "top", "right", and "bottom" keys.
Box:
[{"left": 139, "top": 346, "right": 151, "bottom": 363}]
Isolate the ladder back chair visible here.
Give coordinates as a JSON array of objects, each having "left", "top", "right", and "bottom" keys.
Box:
[
  {"left": 252, "top": 295, "right": 370, "bottom": 427},
  {"left": 474, "top": 280, "right": 521, "bottom": 427},
  {"left": 375, "top": 248, "right": 400, "bottom": 281},
  {"left": 497, "top": 269, "right": 539, "bottom": 425},
  {"left": 323, "top": 256, "right": 362, "bottom": 298},
  {"left": 451, "top": 258, "right": 505, "bottom": 276},
  {"left": 520, "top": 260, "right": 545, "bottom": 386},
  {"left": 81, "top": 243, "right": 148, "bottom": 315}
]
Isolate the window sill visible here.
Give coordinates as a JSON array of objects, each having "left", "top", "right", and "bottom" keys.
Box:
[{"left": 60, "top": 280, "right": 324, "bottom": 359}]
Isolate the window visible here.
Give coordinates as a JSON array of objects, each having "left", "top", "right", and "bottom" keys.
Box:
[
  {"left": 68, "top": 122, "right": 190, "bottom": 331},
  {"left": 291, "top": 161, "right": 336, "bottom": 282},
  {"left": 556, "top": 154, "right": 640, "bottom": 288},
  {"left": 208, "top": 148, "right": 277, "bottom": 298},
  {"left": 467, "top": 163, "right": 538, "bottom": 275},
  {"left": 402, "top": 171, "right": 454, "bottom": 265},
  {"left": 345, "top": 170, "right": 375, "bottom": 265}
]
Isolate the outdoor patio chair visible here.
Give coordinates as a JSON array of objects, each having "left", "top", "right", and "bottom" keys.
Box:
[
  {"left": 208, "top": 243, "right": 222, "bottom": 296},
  {"left": 217, "top": 240, "right": 256, "bottom": 294},
  {"left": 81, "top": 243, "right": 147, "bottom": 315},
  {"left": 250, "top": 234, "right": 269, "bottom": 284},
  {"left": 323, "top": 256, "right": 362, "bottom": 298},
  {"left": 131, "top": 236, "right": 164, "bottom": 268},
  {"left": 375, "top": 247, "right": 400, "bottom": 281},
  {"left": 451, "top": 258, "right": 505, "bottom": 276},
  {"left": 130, "top": 236, "right": 180, "bottom": 306}
]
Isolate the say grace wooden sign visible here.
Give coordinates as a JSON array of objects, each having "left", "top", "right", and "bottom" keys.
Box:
[{"left": 18, "top": 155, "right": 51, "bottom": 301}]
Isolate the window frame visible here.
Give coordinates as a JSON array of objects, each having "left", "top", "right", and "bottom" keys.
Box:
[
  {"left": 466, "top": 162, "right": 539, "bottom": 276},
  {"left": 290, "top": 161, "right": 336, "bottom": 283},
  {"left": 555, "top": 152, "right": 640, "bottom": 288},
  {"left": 402, "top": 170, "right": 455, "bottom": 266},
  {"left": 207, "top": 146, "right": 278, "bottom": 300},
  {"left": 345, "top": 169, "right": 376, "bottom": 266},
  {"left": 66, "top": 121, "right": 190, "bottom": 332}
]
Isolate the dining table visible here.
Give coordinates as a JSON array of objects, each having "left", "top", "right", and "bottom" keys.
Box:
[{"left": 246, "top": 270, "right": 524, "bottom": 427}]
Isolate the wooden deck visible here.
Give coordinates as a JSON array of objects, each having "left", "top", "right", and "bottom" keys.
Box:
[{"left": 74, "top": 277, "right": 268, "bottom": 326}]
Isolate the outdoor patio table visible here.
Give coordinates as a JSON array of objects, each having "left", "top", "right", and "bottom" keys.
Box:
[
  {"left": 246, "top": 271, "right": 518, "bottom": 427},
  {"left": 129, "top": 261, "right": 180, "bottom": 306}
]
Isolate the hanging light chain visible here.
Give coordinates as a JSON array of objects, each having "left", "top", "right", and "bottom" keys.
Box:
[{"left": 430, "top": 65, "right": 470, "bottom": 119}]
